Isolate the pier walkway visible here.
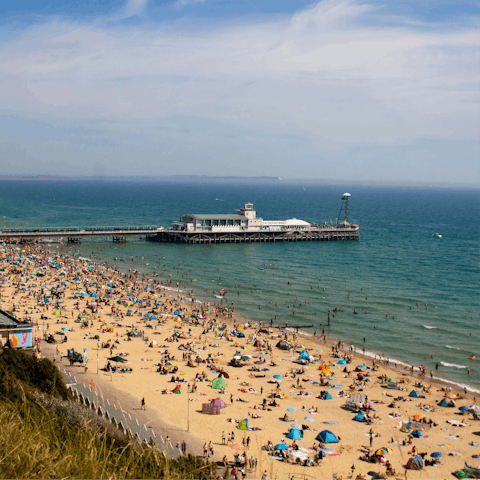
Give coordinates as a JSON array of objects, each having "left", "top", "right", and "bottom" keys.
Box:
[{"left": 0, "top": 226, "right": 162, "bottom": 244}]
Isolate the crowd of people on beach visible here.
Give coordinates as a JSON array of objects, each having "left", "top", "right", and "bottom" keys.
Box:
[{"left": 0, "top": 241, "right": 479, "bottom": 480}]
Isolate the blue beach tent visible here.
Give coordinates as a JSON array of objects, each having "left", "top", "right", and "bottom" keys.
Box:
[
  {"left": 323, "top": 393, "right": 333, "bottom": 400},
  {"left": 406, "top": 455, "right": 424, "bottom": 470},
  {"left": 353, "top": 413, "right": 365, "bottom": 422},
  {"left": 316, "top": 430, "right": 339, "bottom": 444},
  {"left": 287, "top": 429, "right": 302, "bottom": 440},
  {"left": 411, "top": 429, "right": 422, "bottom": 438},
  {"left": 274, "top": 443, "right": 288, "bottom": 451},
  {"left": 409, "top": 390, "right": 419, "bottom": 398},
  {"left": 438, "top": 398, "right": 450, "bottom": 408},
  {"left": 338, "top": 359, "right": 346, "bottom": 365}
]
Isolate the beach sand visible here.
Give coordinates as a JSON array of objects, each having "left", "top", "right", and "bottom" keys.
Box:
[{"left": 1, "top": 243, "right": 479, "bottom": 480}]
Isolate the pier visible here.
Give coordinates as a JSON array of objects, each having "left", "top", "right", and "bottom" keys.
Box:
[
  {"left": 0, "top": 226, "right": 161, "bottom": 244},
  {"left": 148, "top": 225, "right": 359, "bottom": 244}
]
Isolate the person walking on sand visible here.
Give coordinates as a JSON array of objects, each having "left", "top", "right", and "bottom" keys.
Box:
[{"left": 141, "top": 397, "right": 146, "bottom": 410}]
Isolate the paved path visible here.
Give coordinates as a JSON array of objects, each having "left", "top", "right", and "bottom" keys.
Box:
[{"left": 42, "top": 343, "right": 205, "bottom": 459}]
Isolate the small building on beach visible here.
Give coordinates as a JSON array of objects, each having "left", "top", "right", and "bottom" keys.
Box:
[{"left": 0, "top": 308, "right": 33, "bottom": 348}]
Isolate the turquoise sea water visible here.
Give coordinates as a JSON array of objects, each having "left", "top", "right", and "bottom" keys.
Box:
[{"left": 0, "top": 181, "right": 478, "bottom": 390}]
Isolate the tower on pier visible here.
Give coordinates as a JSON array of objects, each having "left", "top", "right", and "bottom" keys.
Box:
[{"left": 337, "top": 193, "right": 351, "bottom": 225}]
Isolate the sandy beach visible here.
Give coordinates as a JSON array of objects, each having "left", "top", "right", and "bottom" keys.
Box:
[{"left": 1, "top": 242, "right": 479, "bottom": 480}]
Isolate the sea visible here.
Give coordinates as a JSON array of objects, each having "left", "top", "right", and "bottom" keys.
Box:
[{"left": 0, "top": 180, "right": 478, "bottom": 391}]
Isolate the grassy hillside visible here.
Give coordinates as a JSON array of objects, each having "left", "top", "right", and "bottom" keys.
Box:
[{"left": 0, "top": 347, "right": 217, "bottom": 479}]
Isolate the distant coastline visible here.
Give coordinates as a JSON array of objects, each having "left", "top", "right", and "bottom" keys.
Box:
[{"left": 0, "top": 175, "right": 71, "bottom": 181}]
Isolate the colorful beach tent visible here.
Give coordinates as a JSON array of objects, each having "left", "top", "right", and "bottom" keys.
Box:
[
  {"left": 316, "top": 430, "right": 339, "bottom": 443},
  {"left": 464, "top": 462, "right": 480, "bottom": 478},
  {"left": 212, "top": 377, "right": 227, "bottom": 389},
  {"left": 386, "top": 379, "right": 398, "bottom": 389},
  {"left": 287, "top": 428, "right": 302, "bottom": 440},
  {"left": 406, "top": 455, "right": 424, "bottom": 470},
  {"left": 400, "top": 422, "right": 412, "bottom": 433},
  {"left": 172, "top": 385, "right": 181, "bottom": 394},
  {"left": 409, "top": 390, "right": 419, "bottom": 398},
  {"left": 411, "top": 429, "right": 422, "bottom": 438},
  {"left": 202, "top": 403, "right": 221, "bottom": 415},
  {"left": 237, "top": 419, "right": 251, "bottom": 431}
]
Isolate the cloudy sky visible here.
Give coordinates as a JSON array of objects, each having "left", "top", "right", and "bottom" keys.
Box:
[{"left": 0, "top": 0, "right": 478, "bottom": 184}]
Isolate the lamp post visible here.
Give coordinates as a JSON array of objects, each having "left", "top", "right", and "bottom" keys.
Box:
[
  {"left": 97, "top": 340, "right": 100, "bottom": 374},
  {"left": 187, "top": 383, "right": 190, "bottom": 432}
]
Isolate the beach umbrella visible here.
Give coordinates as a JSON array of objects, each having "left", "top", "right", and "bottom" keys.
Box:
[
  {"left": 459, "top": 406, "right": 469, "bottom": 412},
  {"left": 287, "top": 407, "right": 296, "bottom": 412},
  {"left": 273, "top": 374, "right": 283, "bottom": 379},
  {"left": 470, "top": 405, "right": 479, "bottom": 410},
  {"left": 292, "top": 424, "right": 303, "bottom": 430},
  {"left": 375, "top": 447, "right": 393, "bottom": 455},
  {"left": 241, "top": 355, "right": 251, "bottom": 360},
  {"left": 108, "top": 356, "right": 128, "bottom": 363},
  {"left": 274, "top": 443, "right": 288, "bottom": 451},
  {"left": 431, "top": 452, "right": 442, "bottom": 458},
  {"left": 304, "top": 416, "right": 315, "bottom": 423}
]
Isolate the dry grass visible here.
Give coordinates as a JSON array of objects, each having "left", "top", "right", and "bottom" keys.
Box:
[{"left": 0, "top": 396, "right": 216, "bottom": 479}]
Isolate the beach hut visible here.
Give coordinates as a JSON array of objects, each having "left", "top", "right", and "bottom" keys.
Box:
[
  {"left": 464, "top": 462, "right": 480, "bottom": 478},
  {"left": 212, "top": 377, "right": 227, "bottom": 390},
  {"left": 409, "top": 390, "right": 419, "bottom": 398},
  {"left": 237, "top": 419, "right": 251, "bottom": 431},
  {"left": 287, "top": 428, "right": 302, "bottom": 440},
  {"left": 406, "top": 455, "right": 424, "bottom": 470},
  {"left": 353, "top": 413, "right": 366, "bottom": 422},
  {"left": 316, "top": 430, "right": 339, "bottom": 444}
]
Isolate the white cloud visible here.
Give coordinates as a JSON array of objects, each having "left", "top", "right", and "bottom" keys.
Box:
[
  {"left": 111, "top": 0, "right": 149, "bottom": 20},
  {"left": 174, "top": 0, "right": 207, "bottom": 9},
  {"left": 0, "top": 0, "right": 478, "bottom": 181}
]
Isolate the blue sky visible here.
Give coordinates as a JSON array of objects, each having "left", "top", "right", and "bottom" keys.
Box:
[{"left": 0, "top": 0, "right": 478, "bottom": 184}]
